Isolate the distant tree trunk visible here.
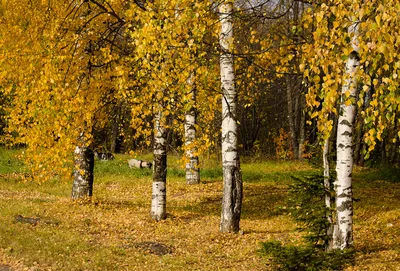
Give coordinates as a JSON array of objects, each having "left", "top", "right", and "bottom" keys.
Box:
[
  {"left": 110, "top": 105, "right": 121, "bottom": 153},
  {"left": 185, "top": 73, "right": 200, "bottom": 184},
  {"left": 358, "top": 84, "right": 372, "bottom": 166},
  {"left": 219, "top": 1, "right": 243, "bottom": 233},
  {"left": 286, "top": 75, "right": 300, "bottom": 159},
  {"left": 151, "top": 109, "right": 167, "bottom": 221},
  {"left": 380, "top": 139, "right": 387, "bottom": 166},
  {"left": 334, "top": 20, "right": 359, "bottom": 250},
  {"left": 353, "top": 118, "right": 363, "bottom": 165},
  {"left": 359, "top": 143, "right": 367, "bottom": 166},
  {"left": 71, "top": 134, "right": 94, "bottom": 199},
  {"left": 298, "top": 95, "right": 306, "bottom": 159},
  {"left": 390, "top": 135, "right": 398, "bottom": 163},
  {"left": 285, "top": 0, "right": 303, "bottom": 160}
]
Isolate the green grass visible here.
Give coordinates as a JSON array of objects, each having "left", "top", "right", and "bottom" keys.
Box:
[
  {"left": 354, "top": 166, "right": 400, "bottom": 183},
  {"left": 0, "top": 147, "right": 26, "bottom": 174},
  {"left": 0, "top": 148, "right": 400, "bottom": 270}
]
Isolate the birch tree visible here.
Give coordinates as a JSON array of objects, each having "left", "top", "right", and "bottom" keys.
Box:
[
  {"left": 185, "top": 73, "right": 200, "bottom": 184},
  {"left": 126, "top": 0, "right": 218, "bottom": 220},
  {"left": 219, "top": 0, "right": 243, "bottom": 233},
  {"left": 151, "top": 109, "right": 168, "bottom": 220},
  {"left": 302, "top": 0, "right": 400, "bottom": 249},
  {"left": 332, "top": 18, "right": 360, "bottom": 249},
  {"left": 71, "top": 133, "right": 95, "bottom": 199}
]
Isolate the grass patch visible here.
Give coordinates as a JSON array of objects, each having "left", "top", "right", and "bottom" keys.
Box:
[
  {"left": 354, "top": 166, "right": 400, "bottom": 183},
  {"left": 0, "top": 148, "right": 399, "bottom": 270}
]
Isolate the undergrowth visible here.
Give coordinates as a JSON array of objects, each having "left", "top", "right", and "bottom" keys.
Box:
[{"left": 261, "top": 173, "right": 355, "bottom": 270}]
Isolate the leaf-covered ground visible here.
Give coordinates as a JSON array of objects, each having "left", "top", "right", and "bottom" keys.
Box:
[{"left": 0, "top": 148, "right": 399, "bottom": 270}]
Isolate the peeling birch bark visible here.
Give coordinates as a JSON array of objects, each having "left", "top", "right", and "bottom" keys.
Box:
[
  {"left": 151, "top": 110, "right": 167, "bottom": 221},
  {"left": 219, "top": 1, "right": 243, "bottom": 233},
  {"left": 334, "top": 20, "right": 360, "bottom": 249}
]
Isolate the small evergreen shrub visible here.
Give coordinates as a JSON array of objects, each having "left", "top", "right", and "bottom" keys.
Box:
[
  {"left": 261, "top": 173, "right": 355, "bottom": 270},
  {"left": 286, "top": 174, "right": 334, "bottom": 247},
  {"left": 261, "top": 241, "right": 355, "bottom": 271}
]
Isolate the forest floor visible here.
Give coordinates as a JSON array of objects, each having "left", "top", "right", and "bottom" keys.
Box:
[{"left": 0, "top": 148, "right": 399, "bottom": 270}]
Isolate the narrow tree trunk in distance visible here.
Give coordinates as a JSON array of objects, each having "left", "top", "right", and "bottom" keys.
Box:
[
  {"left": 71, "top": 134, "right": 94, "bottom": 199},
  {"left": 359, "top": 143, "right": 366, "bottom": 166},
  {"left": 151, "top": 110, "right": 167, "bottom": 221},
  {"left": 389, "top": 115, "right": 398, "bottom": 163},
  {"left": 110, "top": 106, "right": 120, "bottom": 153},
  {"left": 390, "top": 141, "right": 398, "bottom": 163},
  {"left": 334, "top": 20, "right": 360, "bottom": 250},
  {"left": 353, "top": 121, "right": 363, "bottom": 165},
  {"left": 286, "top": 76, "right": 300, "bottom": 159},
  {"left": 185, "top": 73, "right": 200, "bottom": 184},
  {"left": 219, "top": 1, "right": 243, "bottom": 233},
  {"left": 358, "top": 85, "right": 372, "bottom": 166},
  {"left": 380, "top": 139, "right": 387, "bottom": 166},
  {"left": 298, "top": 95, "right": 306, "bottom": 159}
]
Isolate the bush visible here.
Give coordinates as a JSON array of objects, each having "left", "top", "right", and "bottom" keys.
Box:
[
  {"left": 286, "top": 174, "right": 334, "bottom": 247},
  {"left": 261, "top": 173, "right": 355, "bottom": 270},
  {"left": 261, "top": 241, "right": 355, "bottom": 271}
]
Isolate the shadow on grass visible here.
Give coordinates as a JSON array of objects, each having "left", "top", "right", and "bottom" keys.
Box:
[
  {"left": 354, "top": 166, "right": 400, "bottom": 184},
  {"left": 172, "top": 184, "right": 288, "bottom": 220}
]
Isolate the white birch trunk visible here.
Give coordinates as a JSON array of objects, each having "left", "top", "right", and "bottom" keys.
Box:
[
  {"left": 323, "top": 137, "right": 334, "bottom": 251},
  {"left": 151, "top": 110, "right": 167, "bottom": 221},
  {"left": 219, "top": 1, "right": 243, "bottom": 233},
  {"left": 71, "top": 133, "right": 94, "bottom": 199},
  {"left": 185, "top": 73, "right": 200, "bottom": 184},
  {"left": 334, "top": 20, "right": 360, "bottom": 249}
]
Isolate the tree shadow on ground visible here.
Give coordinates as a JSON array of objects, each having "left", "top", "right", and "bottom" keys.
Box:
[{"left": 174, "top": 183, "right": 288, "bottom": 220}]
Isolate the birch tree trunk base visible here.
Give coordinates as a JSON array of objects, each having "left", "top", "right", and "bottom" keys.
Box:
[
  {"left": 150, "top": 181, "right": 167, "bottom": 221},
  {"left": 71, "top": 145, "right": 94, "bottom": 200},
  {"left": 220, "top": 163, "right": 243, "bottom": 233},
  {"left": 186, "top": 158, "right": 200, "bottom": 185},
  {"left": 151, "top": 111, "right": 168, "bottom": 221}
]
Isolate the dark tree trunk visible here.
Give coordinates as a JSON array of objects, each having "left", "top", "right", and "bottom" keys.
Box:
[
  {"left": 298, "top": 95, "right": 306, "bottom": 159},
  {"left": 286, "top": 75, "right": 300, "bottom": 159},
  {"left": 354, "top": 122, "right": 363, "bottom": 165},
  {"left": 110, "top": 116, "right": 119, "bottom": 153}
]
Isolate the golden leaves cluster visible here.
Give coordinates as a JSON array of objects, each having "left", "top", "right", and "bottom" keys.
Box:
[
  {"left": 124, "top": 0, "right": 220, "bottom": 158},
  {"left": 301, "top": 0, "right": 400, "bottom": 147},
  {"left": 1, "top": 0, "right": 222, "bottom": 181},
  {"left": 1, "top": 0, "right": 129, "bottom": 181}
]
